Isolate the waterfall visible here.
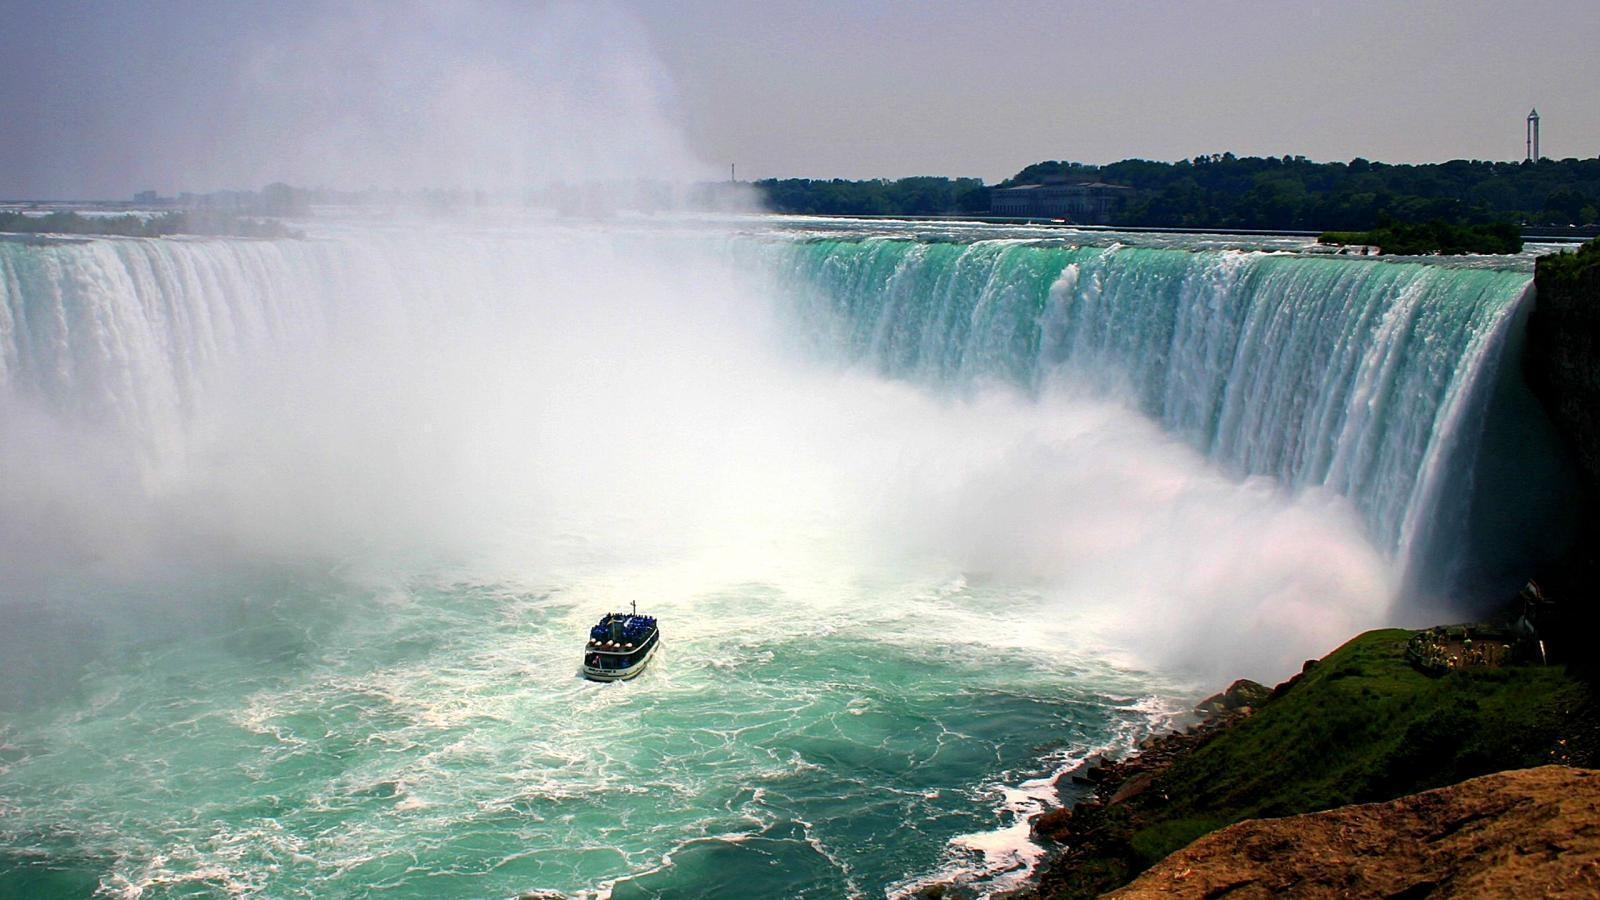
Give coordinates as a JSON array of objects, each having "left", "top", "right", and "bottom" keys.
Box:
[
  {"left": 0, "top": 222, "right": 1565, "bottom": 899},
  {"left": 767, "top": 236, "right": 1540, "bottom": 590},
  {"left": 0, "top": 226, "right": 1553, "bottom": 599}
]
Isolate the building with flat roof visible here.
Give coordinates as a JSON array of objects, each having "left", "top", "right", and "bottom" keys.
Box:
[{"left": 989, "top": 179, "right": 1132, "bottom": 224}]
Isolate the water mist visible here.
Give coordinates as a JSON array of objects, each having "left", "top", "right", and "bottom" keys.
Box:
[{"left": 6, "top": 213, "right": 1529, "bottom": 898}]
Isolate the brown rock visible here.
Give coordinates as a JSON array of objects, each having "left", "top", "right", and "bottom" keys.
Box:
[
  {"left": 1032, "top": 806, "right": 1074, "bottom": 843},
  {"left": 1108, "top": 772, "right": 1155, "bottom": 806},
  {"left": 1107, "top": 766, "right": 1600, "bottom": 899}
]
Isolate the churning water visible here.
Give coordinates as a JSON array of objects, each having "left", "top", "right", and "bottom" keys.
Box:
[{"left": 0, "top": 216, "right": 1545, "bottom": 896}]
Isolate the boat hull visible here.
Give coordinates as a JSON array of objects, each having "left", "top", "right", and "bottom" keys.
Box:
[{"left": 581, "top": 632, "right": 660, "bottom": 682}]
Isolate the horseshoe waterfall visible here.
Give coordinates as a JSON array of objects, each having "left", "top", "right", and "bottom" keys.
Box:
[{"left": 0, "top": 220, "right": 1571, "bottom": 898}]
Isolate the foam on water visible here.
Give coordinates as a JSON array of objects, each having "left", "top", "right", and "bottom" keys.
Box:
[
  {"left": 0, "top": 216, "right": 1528, "bottom": 896},
  {"left": 0, "top": 541, "right": 1199, "bottom": 896}
]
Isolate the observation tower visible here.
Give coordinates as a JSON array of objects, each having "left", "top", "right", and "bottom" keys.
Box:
[{"left": 1526, "top": 108, "right": 1541, "bottom": 161}]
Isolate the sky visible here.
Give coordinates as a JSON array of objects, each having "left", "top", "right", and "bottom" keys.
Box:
[{"left": 1, "top": 0, "right": 1596, "bottom": 199}]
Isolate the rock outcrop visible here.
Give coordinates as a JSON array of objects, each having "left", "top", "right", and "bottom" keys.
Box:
[
  {"left": 1194, "top": 678, "right": 1270, "bottom": 717},
  {"left": 1109, "top": 765, "right": 1600, "bottom": 899},
  {"left": 1021, "top": 627, "right": 1596, "bottom": 899}
]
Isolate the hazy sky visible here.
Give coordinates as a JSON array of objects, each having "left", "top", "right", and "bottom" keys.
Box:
[{"left": 2, "top": 0, "right": 1596, "bottom": 199}]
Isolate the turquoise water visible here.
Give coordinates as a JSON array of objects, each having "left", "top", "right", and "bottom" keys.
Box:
[
  {"left": 0, "top": 217, "right": 1537, "bottom": 896},
  {"left": 1, "top": 572, "right": 1176, "bottom": 898}
]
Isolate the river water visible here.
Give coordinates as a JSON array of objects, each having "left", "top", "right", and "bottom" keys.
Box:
[{"left": 0, "top": 215, "right": 1538, "bottom": 896}]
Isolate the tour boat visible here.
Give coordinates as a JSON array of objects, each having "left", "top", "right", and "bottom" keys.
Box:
[{"left": 581, "top": 602, "right": 660, "bottom": 681}]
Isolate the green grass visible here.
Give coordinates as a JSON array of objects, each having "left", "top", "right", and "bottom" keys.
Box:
[
  {"left": 1128, "top": 817, "right": 1228, "bottom": 867},
  {"left": 1130, "top": 629, "right": 1588, "bottom": 861}
]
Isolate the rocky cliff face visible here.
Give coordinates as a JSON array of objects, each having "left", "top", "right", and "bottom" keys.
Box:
[
  {"left": 1528, "top": 240, "right": 1600, "bottom": 504},
  {"left": 1526, "top": 240, "right": 1600, "bottom": 642},
  {"left": 1109, "top": 766, "right": 1600, "bottom": 899}
]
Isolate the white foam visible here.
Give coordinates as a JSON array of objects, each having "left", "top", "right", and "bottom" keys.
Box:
[
  {"left": 1, "top": 218, "right": 1408, "bottom": 897},
  {"left": 889, "top": 692, "right": 1190, "bottom": 899}
]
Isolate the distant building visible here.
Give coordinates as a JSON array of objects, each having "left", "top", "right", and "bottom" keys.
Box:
[
  {"left": 133, "top": 190, "right": 159, "bottom": 205},
  {"left": 989, "top": 178, "right": 1132, "bottom": 224},
  {"left": 1527, "top": 108, "right": 1541, "bottom": 162}
]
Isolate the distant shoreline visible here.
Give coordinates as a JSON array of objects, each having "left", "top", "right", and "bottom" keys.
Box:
[{"left": 786, "top": 212, "right": 1600, "bottom": 243}]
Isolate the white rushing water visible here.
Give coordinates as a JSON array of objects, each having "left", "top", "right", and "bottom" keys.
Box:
[{"left": 0, "top": 216, "right": 1535, "bottom": 897}]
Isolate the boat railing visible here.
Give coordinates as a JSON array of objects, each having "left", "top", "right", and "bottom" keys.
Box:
[{"left": 587, "top": 629, "right": 659, "bottom": 655}]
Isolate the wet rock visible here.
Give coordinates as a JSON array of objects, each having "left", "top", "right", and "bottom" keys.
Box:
[
  {"left": 1031, "top": 806, "right": 1074, "bottom": 843},
  {"left": 1109, "top": 772, "right": 1154, "bottom": 806}
]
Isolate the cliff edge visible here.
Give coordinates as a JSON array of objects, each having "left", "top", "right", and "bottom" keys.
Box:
[
  {"left": 1021, "top": 628, "right": 1594, "bottom": 898},
  {"left": 1110, "top": 765, "right": 1600, "bottom": 899},
  {"left": 1528, "top": 238, "right": 1600, "bottom": 502},
  {"left": 1526, "top": 238, "right": 1600, "bottom": 643}
]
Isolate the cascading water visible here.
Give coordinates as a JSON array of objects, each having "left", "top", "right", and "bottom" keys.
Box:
[
  {"left": 0, "top": 219, "right": 1551, "bottom": 898},
  {"left": 768, "top": 235, "right": 1543, "bottom": 594}
]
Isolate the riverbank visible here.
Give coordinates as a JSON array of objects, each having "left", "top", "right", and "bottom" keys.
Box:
[{"left": 1014, "top": 626, "right": 1598, "bottom": 898}]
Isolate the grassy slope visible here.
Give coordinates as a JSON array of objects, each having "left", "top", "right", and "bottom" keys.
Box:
[{"left": 1131, "top": 629, "right": 1588, "bottom": 864}]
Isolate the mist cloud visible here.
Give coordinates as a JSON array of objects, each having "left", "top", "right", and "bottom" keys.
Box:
[
  {"left": 1, "top": 1, "right": 716, "bottom": 198},
  {"left": 227, "top": 2, "right": 711, "bottom": 192}
]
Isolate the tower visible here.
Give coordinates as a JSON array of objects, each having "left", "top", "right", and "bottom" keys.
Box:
[{"left": 1527, "top": 108, "right": 1541, "bottom": 162}]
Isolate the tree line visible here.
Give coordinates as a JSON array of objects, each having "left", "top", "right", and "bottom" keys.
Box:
[
  {"left": 753, "top": 155, "right": 1600, "bottom": 230},
  {"left": 0, "top": 210, "right": 301, "bottom": 239},
  {"left": 754, "top": 176, "right": 989, "bottom": 217}
]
